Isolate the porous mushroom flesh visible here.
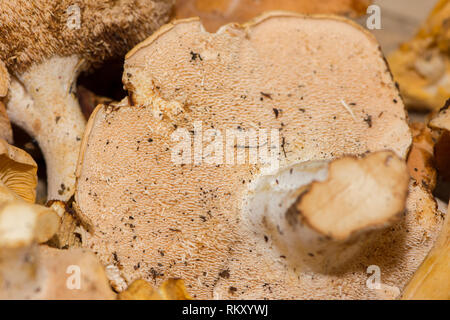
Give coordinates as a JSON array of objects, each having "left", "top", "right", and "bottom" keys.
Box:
[
  {"left": 75, "top": 13, "right": 443, "bottom": 299},
  {"left": 175, "top": 0, "right": 371, "bottom": 31},
  {"left": 1, "top": 0, "right": 175, "bottom": 201}
]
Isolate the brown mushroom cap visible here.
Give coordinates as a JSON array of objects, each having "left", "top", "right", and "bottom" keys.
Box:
[
  {"left": 0, "top": 60, "right": 9, "bottom": 98},
  {"left": 175, "top": 0, "right": 371, "bottom": 32},
  {"left": 75, "top": 13, "right": 443, "bottom": 299},
  {"left": 0, "top": 138, "right": 37, "bottom": 203},
  {"left": 0, "top": 0, "right": 175, "bottom": 73},
  {"left": 0, "top": 61, "right": 13, "bottom": 143}
]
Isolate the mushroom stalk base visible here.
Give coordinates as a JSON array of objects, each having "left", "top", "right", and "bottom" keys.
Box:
[{"left": 7, "top": 55, "right": 86, "bottom": 201}]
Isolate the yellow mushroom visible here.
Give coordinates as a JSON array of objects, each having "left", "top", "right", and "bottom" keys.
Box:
[{"left": 118, "top": 279, "right": 192, "bottom": 300}]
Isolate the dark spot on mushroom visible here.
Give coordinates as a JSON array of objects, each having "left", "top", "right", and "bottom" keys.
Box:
[
  {"left": 219, "top": 269, "right": 230, "bottom": 279},
  {"left": 229, "top": 286, "right": 237, "bottom": 294},
  {"left": 190, "top": 51, "right": 203, "bottom": 61},
  {"left": 363, "top": 114, "right": 372, "bottom": 128},
  {"left": 260, "top": 92, "right": 273, "bottom": 100}
]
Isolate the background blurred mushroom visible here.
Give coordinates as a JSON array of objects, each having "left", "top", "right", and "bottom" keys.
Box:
[
  {"left": 1, "top": 0, "right": 175, "bottom": 201},
  {"left": 118, "top": 279, "right": 192, "bottom": 300},
  {"left": 0, "top": 201, "right": 114, "bottom": 299},
  {"left": 388, "top": 0, "right": 450, "bottom": 111},
  {"left": 175, "top": 0, "right": 371, "bottom": 31}
]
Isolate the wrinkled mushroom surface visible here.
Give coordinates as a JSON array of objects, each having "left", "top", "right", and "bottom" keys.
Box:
[{"left": 75, "top": 13, "right": 443, "bottom": 299}]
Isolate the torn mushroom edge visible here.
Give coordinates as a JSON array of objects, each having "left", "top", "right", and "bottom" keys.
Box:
[{"left": 291, "top": 152, "right": 410, "bottom": 242}]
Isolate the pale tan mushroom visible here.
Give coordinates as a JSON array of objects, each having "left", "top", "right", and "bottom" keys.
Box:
[
  {"left": 0, "top": 200, "right": 114, "bottom": 299},
  {"left": 175, "top": 0, "right": 371, "bottom": 32},
  {"left": 388, "top": 0, "right": 450, "bottom": 111},
  {"left": 74, "top": 13, "right": 444, "bottom": 299},
  {"left": 2, "top": 0, "right": 175, "bottom": 201}
]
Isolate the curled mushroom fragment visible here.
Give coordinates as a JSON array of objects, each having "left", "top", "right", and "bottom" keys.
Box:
[
  {"left": 73, "top": 13, "right": 445, "bottom": 299},
  {"left": 0, "top": 138, "right": 37, "bottom": 203},
  {"left": 118, "top": 279, "right": 192, "bottom": 300},
  {"left": 388, "top": 0, "right": 450, "bottom": 111},
  {"left": 1, "top": 0, "right": 175, "bottom": 201},
  {"left": 175, "top": 0, "right": 371, "bottom": 31}
]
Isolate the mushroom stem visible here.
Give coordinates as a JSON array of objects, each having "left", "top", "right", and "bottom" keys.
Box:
[
  {"left": 7, "top": 55, "right": 86, "bottom": 201},
  {"left": 244, "top": 152, "right": 410, "bottom": 271}
]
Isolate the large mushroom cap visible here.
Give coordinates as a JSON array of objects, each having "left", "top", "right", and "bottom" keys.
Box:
[
  {"left": 74, "top": 13, "right": 442, "bottom": 299},
  {"left": 0, "top": 138, "right": 37, "bottom": 203},
  {"left": 3, "top": 0, "right": 175, "bottom": 202},
  {"left": 0, "top": 0, "right": 175, "bottom": 73}
]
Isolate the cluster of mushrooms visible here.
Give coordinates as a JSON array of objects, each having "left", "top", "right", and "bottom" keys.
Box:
[{"left": 0, "top": 0, "right": 448, "bottom": 300}]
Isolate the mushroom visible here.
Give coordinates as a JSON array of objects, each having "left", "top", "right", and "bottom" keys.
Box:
[
  {"left": 0, "top": 60, "right": 13, "bottom": 143},
  {"left": 0, "top": 198, "right": 115, "bottom": 299},
  {"left": 407, "top": 122, "right": 437, "bottom": 192},
  {"left": 74, "top": 13, "right": 444, "bottom": 299},
  {"left": 401, "top": 208, "right": 449, "bottom": 300},
  {"left": 388, "top": 0, "right": 450, "bottom": 111},
  {"left": 118, "top": 279, "right": 192, "bottom": 300},
  {"left": 175, "top": 0, "right": 371, "bottom": 31},
  {"left": 1, "top": 0, "right": 175, "bottom": 201},
  {"left": 0, "top": 138, "right": 38, "bottom": 204}
]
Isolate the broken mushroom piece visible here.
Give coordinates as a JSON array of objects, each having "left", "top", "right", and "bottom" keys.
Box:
[
  {"left": 118, "top": 279, "right": 192, "bottom": 300},
  {"left": 244, "top": 151, "right": 410, "bottom": 272},
  {"left": 1, "top": 0, "right": 175, "bottom": 201},
  {"left": 175, "top": 0, "right": 371, "bottom": 32},
  {"left": 74, "top": 13, "right": 444, "bottom": 299},
  {"left": 388, "top": 0, "right": 450, "bottom": 111},
  {"left": 0, "top": 200, "right": 114, "bottom": 299}
]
